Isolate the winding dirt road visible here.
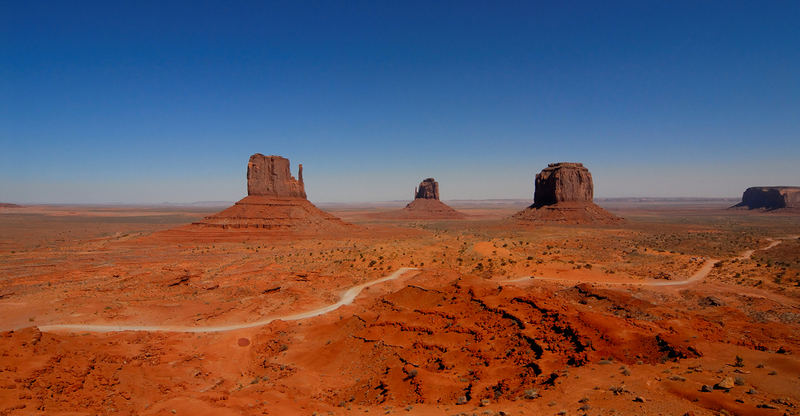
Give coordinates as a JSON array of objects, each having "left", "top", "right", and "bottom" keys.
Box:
[
  {"left": 502, "top": 236, "right": 792, "bottom": 287},
  {"left": 36, "top": 236, "right": 794, "bottom": 334},
  {"left": 38, "top": 267, "right": 418, "bottom": 334}
]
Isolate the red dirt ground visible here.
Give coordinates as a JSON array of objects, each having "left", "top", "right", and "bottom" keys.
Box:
[{"left": 0, "top": 202, "right": 799, "bottom": 415}]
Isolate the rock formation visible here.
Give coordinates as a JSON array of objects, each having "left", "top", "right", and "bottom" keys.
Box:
[
  {"left": 187, "top": 154, "right": 352, "bottom": 233},
  {"left": 514, "top": 162, "right": 621, "bottom": 224},
  {"left": 247, "top": 154, "right": 306, "bottom": 198},
  {"left": 532, "top": 163, "right": 593, "bottom": 207},
  {"left": 414, "top": 178, "right": 440, "bottom": 200},
  {"left": 374, "top": 178, "right": 465, "bottom": 219},
  {"left": 732, "top": 186, "right": 800, "bottom": 210}
]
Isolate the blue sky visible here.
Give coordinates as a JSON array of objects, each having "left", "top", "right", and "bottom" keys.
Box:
[{"left": 2, "top": 1, "right": 799, "bottom": 203}]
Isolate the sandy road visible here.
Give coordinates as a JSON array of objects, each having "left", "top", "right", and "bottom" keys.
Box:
[
  {"left": 35, "top": 236, "right": 795, "bottom": 334},
  {"left": 502, "top": 236, "right": 793, "bottom": 287},
  {"left": 38, "top": 267, "right": 418, "bottom": 334},
  {"left": 735, "top": 237, "right": 786, "bottom": 260},
  {"left": 500, "top": 259, "right": 716, "bottom": 287}
]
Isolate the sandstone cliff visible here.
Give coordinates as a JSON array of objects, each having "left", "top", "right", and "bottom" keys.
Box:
[
  {"left": 414, "top": 178, "right": 440, "bottom": 200},
  {"left": 373, "top": 177, "right": 465, "bottom": 219},
  {"left": 533, "top": 163, "right": 593, "bottom": 207},
  {"left": 514, "top": 162, "right": 621, "bottom": 224},
  {"left": 247, "top": 154, "right": 306, "bottom": 198},
  {"left": 733, "top": 186, "right": 800, "bottom": 210},
  {"left": 187, "top": 154, "right": 352, "bottom": 233}
]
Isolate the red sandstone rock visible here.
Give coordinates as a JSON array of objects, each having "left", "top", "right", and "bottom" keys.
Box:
[
  {"left": 733, "top": 186, "right": 800, "bottom": 210},
  {"left": 372, "top": 178, "right": 465, "bottom": 219},
  {"left": 533, "top": 163, "right": 593, "bottom": 207},
  {"left": 403, "top": 177, "right": 464, "bottom": 219},
  {"left": 247, "top": 154, "right": 306, "bottom": 198},
  {"left": 189, "top": 154, "right": 352, "bottom": 233},
  {"left": 515, "top": 162, "right": 621, "bottom": 224},
  {"left": 414, "top": 178, "right": 440, "bottom": 200}
]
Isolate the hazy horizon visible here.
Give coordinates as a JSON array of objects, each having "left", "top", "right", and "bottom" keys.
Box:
[{"left": 2, "top": 2, "right": 799, "bottom": 204}]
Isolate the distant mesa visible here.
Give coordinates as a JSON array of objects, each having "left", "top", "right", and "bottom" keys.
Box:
[
  {"left": 189, "top": 154, "right": 352, "bottom": 233},
  {"left": 375, "top": 178, "right": 466, "bottom": 219},
  {"left": 0, "top": 203, "right": 22, "bottom": 208},
  {"left": 513, "top": 162, "right": 622, "bottom": 224},
  {"left": 732, "top": 186, "right": 800, "bottom": 211}
]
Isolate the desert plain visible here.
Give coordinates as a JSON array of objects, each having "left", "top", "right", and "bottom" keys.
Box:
[{"left": 1, "top": 197, "right": 799, "bottom": 416}]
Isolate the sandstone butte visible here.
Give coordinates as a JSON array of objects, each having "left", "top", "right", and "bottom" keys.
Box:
[
  {"left": 185, "top": 154, "right": 352, "bottom": 233},
  {"left": 513, "top": 162, "right": 621, "bottom": 224},
  {"left": 732, "top": 186, "right": 800, "bottom": 211},
  {"left": 379, "top": 178, "right": 466, "bottom": 219}
]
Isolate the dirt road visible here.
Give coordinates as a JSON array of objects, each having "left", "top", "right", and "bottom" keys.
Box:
[
  {"left": 38, "top": 267, "right": 418, "bottom": 334},
  {"left": 36, "top": 236, "right": 793, "bottom": 334}
]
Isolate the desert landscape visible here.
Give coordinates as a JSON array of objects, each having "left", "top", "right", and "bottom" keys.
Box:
[
  {"left": 1, "top": 156, "right": 798, "bottom": 416},
  {"left": 4, "top": 3, "right": 800, "bottom": 415}
]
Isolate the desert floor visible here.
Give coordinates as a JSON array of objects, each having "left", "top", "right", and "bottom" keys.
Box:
[{"left": 1, "top": 201, "right": 799, "bottom": 415}]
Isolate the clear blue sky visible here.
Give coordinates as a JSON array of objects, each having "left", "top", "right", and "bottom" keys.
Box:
[{"left": 2, "top": 1, "right": 799, "bottom": 203}]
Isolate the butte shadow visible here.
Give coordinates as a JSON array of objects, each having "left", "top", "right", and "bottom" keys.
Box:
[
  {"left": 513, "top": 162, "right": 622, "bottom": 225},
  {"left": 371, "top": 177, "right": 466, "bottom": 220}
]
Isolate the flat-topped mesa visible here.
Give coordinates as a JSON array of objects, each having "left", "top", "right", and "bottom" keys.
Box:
[
  {"left": 514, "top": 162, "right": 621, "bottom": 224},
  {"left": 414, "top": 178, "right": 440, "bottom": 200},
  {"left": 247, "top": 154, "right": 306, "bottom": 198},
  {"left": 533, "top": 162, "right": 593, "bottom": 207},
  {"left": 734, "top": 186, "right": 800, "bottom": 210}
]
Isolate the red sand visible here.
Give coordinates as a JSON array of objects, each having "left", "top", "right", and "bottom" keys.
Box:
[{"left": 0, "top": 203, "right": 799, "bottom": 415}]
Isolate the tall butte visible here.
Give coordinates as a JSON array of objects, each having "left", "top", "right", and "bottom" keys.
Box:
[
  {"left": 391, "top": 178, "right": 465, "bottom": 219},
  {"left": 513, "top": 162, "right": 621, "bottom": 224},
  {"left": 192, "top": 154, "right": 351, "bottom": 232}
]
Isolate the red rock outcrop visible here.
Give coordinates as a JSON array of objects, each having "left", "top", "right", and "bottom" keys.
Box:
[
  {"left": 373, "top": 178, "right": 465, "bottom": 220},
  {"left": 514, "top": 162, "right": 621, "bottom": 224},
  {"left": 183, "top": 154, "right": 352, "bottom": 233},
  {"left": 732, "top": 186, "right": 800, "bottom": 210},
  {"left": 401, "top": 178, "right": 465, "bottom": 219},
  {"left": 532, "top": 163, "right": 593, "bottom": 207},
  {"left": 414, "top": 178, "right": 440, "bottom": 200},
  {"left": 247, "top": 154, "right": 306, "bottom": 198}
]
